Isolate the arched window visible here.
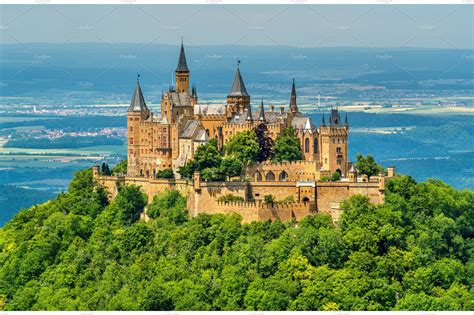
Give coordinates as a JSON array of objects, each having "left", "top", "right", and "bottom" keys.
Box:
[
  {"left": 313, "top": 138, "right": 318, "bottom": 154},
  {"left": 279, "top": 171, "right": 288, "bottom": 181},
  {"left": 266, "top": 171, "right": 275, "bottom": 181},
  {"left": 305, "top": 138, "right": 310, "bottom": 153},
  {"left": 254, "top": 171, "right": 262, "bottom": 182}
]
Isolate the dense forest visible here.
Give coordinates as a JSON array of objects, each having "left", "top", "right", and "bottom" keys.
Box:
[
  {"left": 0, "top": 185, "right": 55, "bottom": 226},
  {"left": 0, "top": 169, "right": 472, "bottom": 310}
]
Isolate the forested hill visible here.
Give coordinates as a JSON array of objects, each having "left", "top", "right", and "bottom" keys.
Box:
[{"left": 0, "top": 169, "right": 472, "bottom": 311}]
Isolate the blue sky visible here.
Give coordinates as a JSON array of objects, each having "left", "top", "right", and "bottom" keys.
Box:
[{"left": 0, "top": 5, "right": 473, "bottom": 48}]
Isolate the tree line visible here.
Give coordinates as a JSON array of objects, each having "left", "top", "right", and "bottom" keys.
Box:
[{"left": 0, "top": 167, "right": 472, "bottom": 310}]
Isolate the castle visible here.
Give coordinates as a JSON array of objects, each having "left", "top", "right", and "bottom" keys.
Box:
[{"left": 94, "top": 42, "right": 394, "bottom": 223}]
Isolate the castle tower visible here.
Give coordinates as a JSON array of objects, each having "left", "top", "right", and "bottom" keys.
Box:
[
  {"left": 319, "top": 108, "right": 349, "bottom": 176},
  {"left": 127, "top": 75, "right": 150, "bottom": 177},
  {"left": 175, "top": 40, "right": 190, "bottom": 94},
  {"left": 227, "top": 60, "right": 250, "bottom": 113},
  {"left": 289, "top": 78, "right": 299, "bottom": 115}
]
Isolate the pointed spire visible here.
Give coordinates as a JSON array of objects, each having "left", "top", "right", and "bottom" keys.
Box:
[
  {"left": 128, "top": 74, "right": 149, "bottom": 113},
  {"left": 289, "top": 78, "right": 299, "bottom": 114},
  {"left": 321, "top": 114, "right": 326, "bottom": 126},
  {"left": 228, "top": 60, "right": 249, "bottom": 97},
  {"left": 176, "top": 40, "right": 189, "bottom": 72},
  {"left": 258, "top": 98, "right": 265, "bottom": 122},
  {"left": 246, "top": 103, "right": 253, "bottom": 122},
  {"left": 191, "top": 84, "right": 196, "bottom": 97}
]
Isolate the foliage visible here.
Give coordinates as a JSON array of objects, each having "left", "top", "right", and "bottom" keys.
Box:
[
  {"left": 112, "top": 160, "right": 127, "bottom": 175},
  {"left": 225, "top": 130, "right": 260, "bottom": 166},
  {"left": 272, "top": 127, "right": 303, "bottom": 163},
  {"left": 264, "top": 194, "right": 275, "bottom": 205},
  {"left": 155, "top": 169, "right": 174, "bottom": 179},
  {"left": 320, "top": 176, "right": 330, "bottom": 182},
  {"left": 253, "top": 123, "right": 274, "bottom": 162},
  {"left": 331, "top": 172, "right": 341, "bottom": 181},
  {"left": 220, "top": 157, "right": 243, "bottom": 179},
  {"left": 146, "top": 189, "right": 187, "bottom": 224},
  {"left": 178, "top": 141, "right": 221, "bottom": 180},
  {"left": 0, "top": 172, "right": 472, "bottom": 311},
  {"left": 355, "top": 154, "right": 384, "bottom": 180},
  {"left": 217, "top": 194, "right": 245, "bottom": 203}
]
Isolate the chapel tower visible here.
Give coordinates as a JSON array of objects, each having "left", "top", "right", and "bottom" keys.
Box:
[{"left": 175, "top": 40, "right": 190, "bottom": 94}]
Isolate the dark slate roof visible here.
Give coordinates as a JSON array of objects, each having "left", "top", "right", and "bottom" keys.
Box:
[
  {"left": 127, "top": 79, "right": 149, "bottom": 112},
  {"left": 180, "top": 120, "right": 200, "bottom": 138},
  {"left": 176, "top": 42, "right": 189, "bottom": 72},
  {"left": 291, "top": 115, "right": 313, "bottom": 130},
  {"left": 228, "top": 67, "right": 249, "bottom": 97},
  {"left": 170, "top": 91, "right": 192, "bottom": 107},
  {"left": 229, "top": 109, "right": 287, "bottom": 124},
  {"left": 329, "top": 108, "right": 341, "bottom": 126},
  {"left": 258, "top": 99, "right": 265, "bottom": 121},
  {"left": 246, "top": 103, "right": 253, "bottom": 122}
]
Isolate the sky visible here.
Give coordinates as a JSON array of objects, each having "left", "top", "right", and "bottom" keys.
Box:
[{"left": 0, "top": 5, "right": 473, "bottom": 49}]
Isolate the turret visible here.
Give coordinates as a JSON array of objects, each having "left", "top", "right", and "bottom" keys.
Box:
[
  {"left": 246, "top": 102, "right": 253, "bottom": 123},
  {"left": 175, "top": 40, "right": 190, "bottom": 94},
  {"left": 227, "top": 59, "right": 250, "bottom": 113},
  {"left": 258, "top": 98, "right": 265, "bottom": 122}
]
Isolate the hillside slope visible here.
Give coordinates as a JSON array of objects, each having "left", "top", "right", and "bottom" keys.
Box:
[{"left": 0, "top": 169, "right": 472, "bottom": 310}]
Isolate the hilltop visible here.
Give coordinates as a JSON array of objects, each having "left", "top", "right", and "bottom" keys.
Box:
[{"left": 0, "top": 168, "right": 472, "bottom": 311}]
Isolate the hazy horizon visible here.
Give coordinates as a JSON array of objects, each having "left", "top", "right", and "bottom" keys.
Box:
[{"left": 1, "top": 5, "right": 473, "bottom": 49}]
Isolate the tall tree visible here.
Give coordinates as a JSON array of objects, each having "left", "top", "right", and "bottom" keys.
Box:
[
  {"left": 253, "top": 123, "right": 274, "bottom": 162},
  {"left": 225, "top": 130, "right": 260, "bottom": 166},
  {"left": 355, "top": 154, "right": 384, "bottom": 180},
  {"left": 272, "top": 127, "right": 303, "bottom": 163}
]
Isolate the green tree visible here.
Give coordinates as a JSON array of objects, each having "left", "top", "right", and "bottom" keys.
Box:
[
  {"left": 355, "top": 154, "right": 383, "bottom": 180},
  {"left": 272, "top": 127, "right": 303, "bottom": 163},
  {"left": 331, "top": 172, "right": 341, "bottom": 181},
  {"left": 112, "top": 160, "right": 127, "bottom": 175},
  {"left": 225, "top": 130, "right": 260, "bottom": 166},
  {"left": 220, "top": 156, "right": 243, "bottom": 179}
]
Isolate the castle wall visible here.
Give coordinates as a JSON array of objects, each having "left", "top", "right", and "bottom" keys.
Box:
[{"left": 94, "top": 169, "right": 385, "bottom": 224}]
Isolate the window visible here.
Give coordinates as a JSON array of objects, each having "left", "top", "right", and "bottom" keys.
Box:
[
  {"left": 130, "top": 127, "right": 133, "bottom": 132},
  {"left": 266, "top": 171, "right": 275, "bottom": 181},
  {"left": 336, "top": 147, "right": 342, "bottom": 153},
  {"left": 279, "top": 171, "right": 288, "bottom": 181},
  {"left": 305, "top": 138, "right": 310, "bottom": 153},
  {"left": 313, "top": 139, "right": 318, "bottom": 154},
  {"left": 130, "top": 138, "right": 133, "bottom": 144}
]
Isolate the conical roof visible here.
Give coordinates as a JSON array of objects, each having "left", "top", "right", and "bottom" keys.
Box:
[
  {"left": 258, "top": 98, "right": 265, "bottom": 121},
  {"left": 228, "top": 61, "right": 249, "bottom": 97},
  {"left": 246, "top": 103, "right": 253, "bottom": 122},
  {"left": 127, "top": 76, "right": 149, "bottom": 112},
  {"left": 176, "top": 42, "right": 189, "bottom": 72}
]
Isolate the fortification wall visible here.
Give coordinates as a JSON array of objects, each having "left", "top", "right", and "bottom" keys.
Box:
[{"left": 93, "top": 168, "right": 385, "bottom": 224}]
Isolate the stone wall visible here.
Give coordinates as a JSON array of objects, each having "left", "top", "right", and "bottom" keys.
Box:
[{"left": 93, "top": 166, "right": 386, "bottom": 224}]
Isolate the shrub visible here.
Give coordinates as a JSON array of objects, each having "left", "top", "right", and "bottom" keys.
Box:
[
  {"left": 331, "top": 172, "right": 341, "bottom": 181},
  {"left": 155, "top": 169, "right": 174, "bottom": 179},
  {"left": 320, "top": 176, "right": 330, "bottom": 182},
  {"left": 217, "top": 194, "right": 245, "bottom": 203}
]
